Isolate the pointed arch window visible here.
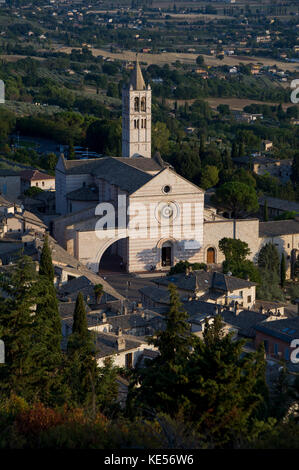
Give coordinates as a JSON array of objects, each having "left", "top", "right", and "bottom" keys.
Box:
[
  {"left": 134, "top": 97, "right": 140, "bottom": 112},
  {"left": 141, "top": 97, "right": 146, "bottom": 112}
]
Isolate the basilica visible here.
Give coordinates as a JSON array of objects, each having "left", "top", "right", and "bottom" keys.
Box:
[{"left": 54, "top": 59, "right": 299, "bottom": 276}]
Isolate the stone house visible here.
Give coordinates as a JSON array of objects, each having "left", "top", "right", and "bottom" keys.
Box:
[
  {"left": 20, "top": 169, "right": 55, "bottom": 194},
  {"left": 149, "top": 270, "right": 257, "bottom": 310}
]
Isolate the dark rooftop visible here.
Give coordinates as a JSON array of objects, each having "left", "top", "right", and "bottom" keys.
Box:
[
  {"left": 153, "top": 270, "right": 256, "bottom": 293},
  {"left": 66, "top": 186, "right": 99, "bottom": 202},
  {"left": 255, "top": 316, "right": 299, "bottom": 344},
  {"left": 259, "top": 219, "right": 299, "bottom": 237}
]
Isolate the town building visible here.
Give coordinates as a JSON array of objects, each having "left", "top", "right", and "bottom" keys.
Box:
[
  {"left": 20, "top": 169, "right": 55, "bottom": 194},
  {"left": 53, "top": 59, "right": 299, "bottom": 279},
  {"left": 0, "top": 169, "right": 21, "bottom": 200}
]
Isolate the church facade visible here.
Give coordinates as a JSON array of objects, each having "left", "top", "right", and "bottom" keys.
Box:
[{"left": 54, "top": 60, "right": 299, "bottom": 277}]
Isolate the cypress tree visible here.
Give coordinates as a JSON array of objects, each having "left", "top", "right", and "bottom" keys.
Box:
[
  {"left": 186, "top": 316, "right": 269, "bottom": 447},
  {"left": 66, "top": 292, "right": 114, "bottom": 412},
  {"left": 72, "top": 292, "right": 88, "bottom": 338},
  {"left": 34, "top": 234, "right": 66, "bottom": 404},
  {"left": 280, "top": 253, "right": 286, "bottom": 288},
  {"left": 231, "top": 141, "right": 238, "bottom": 159},
  {"left": 264, "top": 199, "right": 269, "bottom": 222},
  {"left": 239, "top": 141, "right": 245, "bottom": 157},
  {"left": 200, "top": 133, "right": 205, "bottom": 156},
  {"left": 0, "top": 256, "right": 39, "bottom": 399},
  {"left": 39, "top": 234, "right": 54, "bottom": 283},
  {"left": 127, "top": 284, "right": 194, "bottom": 416},
  {"left": 68, "top": 141, "right": 75, "bottom": 160},
  {"left": 223, "top": 148, "right": 233, "bottom": 170}
]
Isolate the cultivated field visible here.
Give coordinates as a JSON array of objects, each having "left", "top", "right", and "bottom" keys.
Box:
[
  {"left": 160, "top": 97, "right": 295, "bottom": 111},
  {"left": 57, "top": 47, "right": 299, "bottom": 72}
]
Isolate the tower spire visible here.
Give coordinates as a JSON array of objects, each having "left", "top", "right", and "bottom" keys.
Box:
[{"left": 130, "top": 53, "right": 146, "bottom": 90}]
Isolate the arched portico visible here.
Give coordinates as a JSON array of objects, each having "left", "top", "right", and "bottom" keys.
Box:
[{"left": 76, "top": 229, "right": 128, "bottom": 273}]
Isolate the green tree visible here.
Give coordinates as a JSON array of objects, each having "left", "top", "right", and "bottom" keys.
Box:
[
  {"left": 0, "top": 257, "right": 39, "bottom": 399},
  {"left": 264, "top": 200, "right": 269, "bottom": 222},
  {"left": 258, "top": 243, "right": 280, "bottom": 274},
  {"left": 280, "top": 253, "right": 286, "bottom": 288},
  {"left": 186, "top": 316, "right": 270, "bottom": 447},
  {"left": 86, "top": 118, "right": 122, "bottom": 156},
  {"left": 219, "top": 238, "right": 251, "bottom": 265},
  {"left": 200, "top": 165, "right": 219, "bottom": 189},
  {"left": 24, "top": 187, "right": 44, "bottom": 197},
  {"left": 196, "top": 55, "right": 205, "bottom": 66},
  {"left": 68, "top": 141, "right": 75, "bottom": 160},
  {"left": 39, "top": 235, "right": 54, "bottom": 283},
  {"left": 127, "top": 284, "right": 194, "bottom": 416},
  {"left": 72, "top": 292, "right": 88, "bottom": 339},
  {"left": 212, "top": 182, "right": 259, "bottom": 217},
  {"left": 231, "top": 141, "right": 238, "bottom": 159},
  {"left": 219, "top": 238, "right": 260, "bottom": 283},
  {"left": 222, "top": 148, "right": 233, "bottom": 170},
  {"left": 152, "top": 121, "right": 170, "bottom": 156},
  {"left": 31, "top": 277, "right": 66, "bottom": 406},
  {"left": 67, "top": 292, "right": 118, "bottom": 413}
]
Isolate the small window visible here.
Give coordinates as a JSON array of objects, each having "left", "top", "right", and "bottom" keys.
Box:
[
  {"left": 274, "top": 343, "right": 279, "bottom": 356},
  {"left": 134, "top": 97, "right": 139, "bottom": 112},
  {"left": 36, "top": 183, "right": 38, "bottom": 187},
  {"left": 247, "top": 295, "right": 251, "bottom": 304},
  {"left": 42, "top": 181, "right": 45, "bottom": 187},
  {"left": 239, "top": 291, "right": 243, "bottom": 298},
  {"left": 163, "top": 185, "right": 171, "bottom": 194},
  {"left": 264, "top": 340, "right": 269, "bottom": 353},
  {"left": 125, "top": 352, "right": 133, "bottom": 368}
]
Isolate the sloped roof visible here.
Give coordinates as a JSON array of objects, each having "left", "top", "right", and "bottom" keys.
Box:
[
  {"left": 66, "top": 186, "right": 99, "bottom": 202},
  {"left": 154, "top": 270, "right": 255, "bottom": 293},
  {"left": 259, "top": 196, "right": 299, "bottom": 214},
  {"left": 20, "top": 169, "right": 54, "bottom": 181},
  {"left": 259, "top": 219, "right": 299, "bottom": 237},
  {"left": 63, "top": 156, "right": 154, "bottom": 195},
  {"left": 0, "top": 169, "right": 20, "bottom": 177},
  {"left": 58, "top": 275, "right": 92, "bottom": 295},
  {"left": 221, "top": 309, "right": 267, "bottom": 338},
  {"left": 140, "top": 285, "right": 172, "bottom": 305},
  {"left": 255, "top": 316, "right": 299, "bottom": 344}
]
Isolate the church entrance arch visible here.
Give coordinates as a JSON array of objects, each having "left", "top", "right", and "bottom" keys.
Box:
[{"left": 161, "top": 241, "right": 173, "bottom": 267}]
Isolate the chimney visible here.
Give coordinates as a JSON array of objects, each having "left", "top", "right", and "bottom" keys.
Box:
[{"left": 116, "top": 327, "right": 126, "bottom": 351}]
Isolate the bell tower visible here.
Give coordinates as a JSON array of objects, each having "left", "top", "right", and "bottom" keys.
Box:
[{"left": 122, "top": 56, "right": 151, "bottom": 158}]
